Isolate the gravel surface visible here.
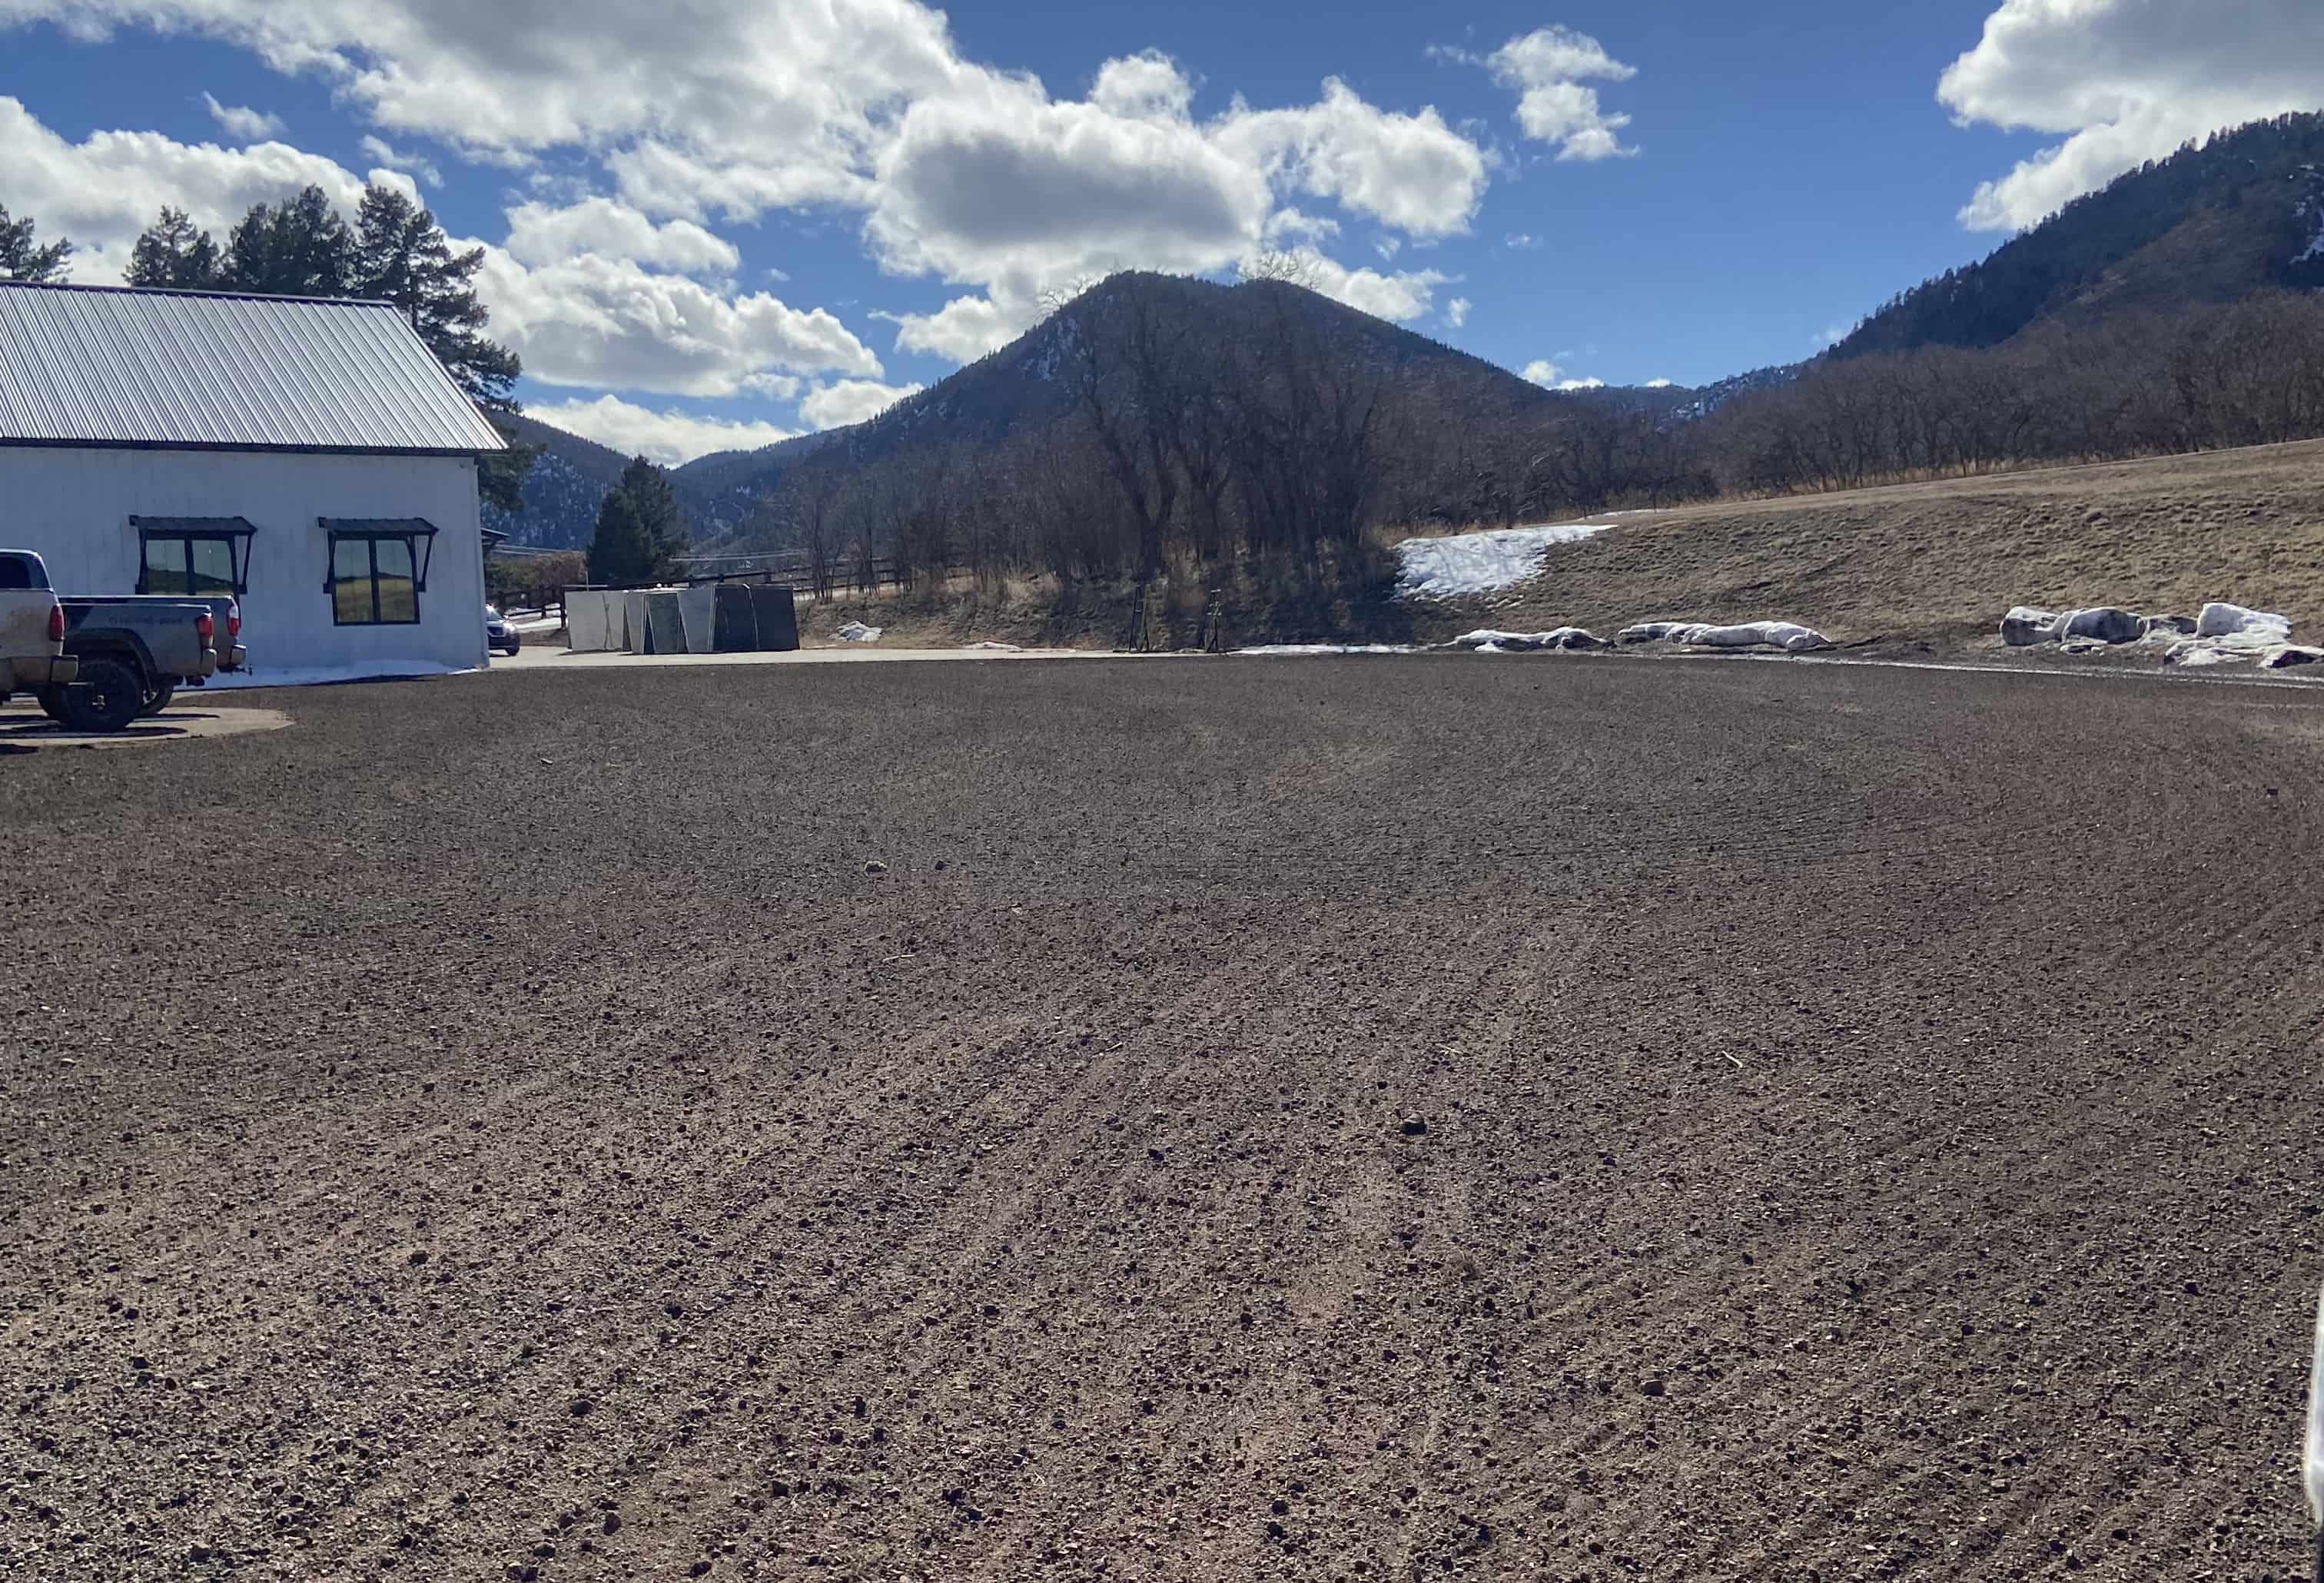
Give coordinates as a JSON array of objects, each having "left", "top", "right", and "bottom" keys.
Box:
[{"left": 4, "top": 658, "right": 2321, "bottom": 1582}]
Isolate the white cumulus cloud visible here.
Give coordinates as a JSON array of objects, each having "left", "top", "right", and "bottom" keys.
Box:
[
  {"left": 503, "top": 197, "right": 739, "bottom": 276},
  {"left": 799, "top": 377, "right": 923, "bottom": 430},
  {"left": 470, "top": 244, "right": 882, "bottom": 397},
  {"left": 1446, "top": 25, "right": 1638, "bottom": 161},
  {"left": 357, "top": 134, "right": 442, "bottom": 188},
  {"left": 201, "top": 92, "right": 283, "bottom": 141},
  {"left": 526, "top": 394, "right": 800, "bottom": 465},
  {"left": 0, "top": 95, "right": 372, "bottom": 282},
  {"left": 1248, "top": 247, "right": 1450, "bottom": 321},
  {"left": 2, "top": 2, "right": 1501, "bottom": 366},
  {"left": 885, "top": 290, "right": 1038, "bottom": 363},
  {"left": 1941, "top": 0, "right": 2324, "bottom": 231},
  {"left": 1521, "top": 357, "right": 1602, "bottom": 390},
  {"left": 1444, "top": 296, "right": 1471, "bottom": 327}
]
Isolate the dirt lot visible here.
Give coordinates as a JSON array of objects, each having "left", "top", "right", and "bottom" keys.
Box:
[
  {"left": 4, "top": 659, "right": 2321, "bottom": 1581},
  {"left": 1468, "top": 440, "right": 2324, "bottom": 649}
]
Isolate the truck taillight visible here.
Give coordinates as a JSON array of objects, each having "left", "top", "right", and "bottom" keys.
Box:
[
  {"left": 196, "top": 612, "right": 214, "bottom": 642},
  {"left": 46, "top": 602, "right": 63, "bottom": 643},
  {"left": 227, "top": 611, "right": 241, "bottom": 639}
]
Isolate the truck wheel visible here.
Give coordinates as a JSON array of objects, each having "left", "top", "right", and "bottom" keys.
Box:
[
  {"left": 141, "top": 681, "right": 178, "bottom": 718},
  {"left": 35, "top": 685, "right": 68, "bottom": 723},
  {"left": 58, "top": 658, "right": 145, "bottom": 733}
]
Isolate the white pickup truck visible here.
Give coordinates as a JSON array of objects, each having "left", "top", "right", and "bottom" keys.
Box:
[
  {"left": 0, "top": 550, "right": 221, "bottom": 731},
  {"left": 0, "top": 549, "right": 78, "bottom": 705}
]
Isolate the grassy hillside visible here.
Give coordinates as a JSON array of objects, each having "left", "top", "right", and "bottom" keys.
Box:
[{"left": 1462, "top": 439, "right": 2324, "bottom": 647}]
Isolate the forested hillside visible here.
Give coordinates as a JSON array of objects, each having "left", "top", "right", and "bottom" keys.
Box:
[{"left": 1838, "top": 112, "right": 2324, "bottom": 356}]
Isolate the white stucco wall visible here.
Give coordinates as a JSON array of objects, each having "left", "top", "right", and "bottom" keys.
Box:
[{"left": 0, "top": 446, "right": 489, "bottom": 680}]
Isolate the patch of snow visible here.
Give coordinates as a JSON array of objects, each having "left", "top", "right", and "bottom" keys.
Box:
[
  {"left": 1394, "top": 523, "right": 1612, "bottom": 599},
  {"left": 1237, "top": 644, "right": 1417, "bottom": 655},
  {"left": 2299, "top": 207, "right": 2324, "bottom": 264},
  {"left": 1616, "top": 619, "right": 1829, "bottom": 653},
  {"left": 2053, "top": 607, "right": 2145, "bottom": 645},
  {"left": 970, "top": 640, "right": 1024, "bottom": 652},
  {"left": 2162, "top": 629, "right": 2303, "bottom": 668},
  {"left": 2196, "top": 602, "right": 2291, "bottom": 639},
  {"left": 1446, "top": 628, "right": 1606, "bottom": 652},
  {"left": 2002, "top": 606, "right": 2060, "bottom": 646},
  {"left": 1618, "top": 622, "right": 1710, "bottom": 645},
  {"left": 835, "top": 621, "right": 884, "bottom": 642},
  {"left": 1684, "top": 621, "right": 1831, "bottom": 652}
]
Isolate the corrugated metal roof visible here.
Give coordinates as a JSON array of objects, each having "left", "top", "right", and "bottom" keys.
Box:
[{"left": 0, "top": 283, "right": 507, "bottom": 454}]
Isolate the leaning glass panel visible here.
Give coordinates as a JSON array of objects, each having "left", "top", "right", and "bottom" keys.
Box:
[
  {"left": 189, "top": 537, "right": 236, "bottom": 595},
  {"left": 332, "top": 536, "right": 374, "bottom": 623},
  {"left": 144, "top": 537, "right": 190, "bottom": 596},
  {"left": 374, "top": 537, "right": 418, "bottom": 622}
]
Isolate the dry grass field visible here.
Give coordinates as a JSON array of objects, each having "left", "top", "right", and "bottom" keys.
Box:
[
  {"left": 4, "top": 658, "right": 2322, "bottom": 1581},
  {"left": 1459, "top": 440, "right": 2324, "bottom": 648}
]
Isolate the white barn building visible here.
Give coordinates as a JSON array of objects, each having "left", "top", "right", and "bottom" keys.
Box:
[{"left": 0, "top": 281, "right": 506, "bottom": 682}]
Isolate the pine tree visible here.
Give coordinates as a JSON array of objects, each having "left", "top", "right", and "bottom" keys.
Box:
[
  {"left": 586, "top": 457, "right": 689, "bottom": 585},
  {"left": 350, "top": 185, "right": 519, "bottom": 411},
  {"left": 0, "top": 204, "right": 71, "bottom": 282},
  {"left": 125, "top": 207, "right": 224, "bottom": 289},
  {"left": 222, "top": 186, "right": 354, "bottom": 297},
  {"left": 348, "top": 184, "right": 535, "bottom": 513}
]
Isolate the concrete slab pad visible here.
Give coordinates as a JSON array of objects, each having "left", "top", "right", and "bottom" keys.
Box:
[{"left": 0, "top": 700, "right": 291, "bottom": 752}]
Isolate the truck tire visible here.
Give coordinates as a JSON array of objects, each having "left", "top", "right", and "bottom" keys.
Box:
[
  {"left": 58, "top": 657, "right": 145, "bottom": 733},
  {"left": 35, "top": 685, "right": 68, "bottom": 723},
  {"left": 140, "top": 680, "right": 178, "bottom": 718}
]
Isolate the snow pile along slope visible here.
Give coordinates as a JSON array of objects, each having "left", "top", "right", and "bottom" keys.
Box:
[
  {"left": 1619, "top": 620, "right": 1831, "bottom": 653},
  {"left": 1395, "top": 523, "right": 1611, "bottom": 599},
  {"left": 1447, "top": 628, "right": 1607, "bottom": 652}
]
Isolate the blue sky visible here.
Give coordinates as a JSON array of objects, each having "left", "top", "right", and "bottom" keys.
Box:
[{"left": 3, "top": 1, "right": 2315, "bottom": 461}]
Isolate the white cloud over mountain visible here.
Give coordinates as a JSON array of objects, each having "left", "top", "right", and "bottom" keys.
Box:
[
  {"left": 523, "top": 394, "right": 799, "bottom": 466},
  {"left": 798, "top": 378, "right": 924, "bottom": 430},
  {"left": 468, "top": 246, "right": 882, "bottom": 397},
  {"left": 2, "top": 0, "right": 1508, "bottom": 380},
  {"left": 1942, "top": 0, "right": 2324, "bottom": 231},
  {"left": 1521, "top": 357, "right": 1602, "bottom": 391},
  {"left": 0, "top": 3, "right": 1670, "bottom": 438}
]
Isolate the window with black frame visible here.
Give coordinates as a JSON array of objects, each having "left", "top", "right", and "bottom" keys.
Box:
[
  {"left": 132, "top": 517, "right": 254, "bottom": 596},
  {"left": 322, "top": 520, "right": 436, "bottom": 626}
]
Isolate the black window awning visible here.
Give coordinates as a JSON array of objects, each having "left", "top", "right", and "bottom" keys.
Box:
[
  {"left": 130, "top": 515, "right": 258, "bottom": 536},
  {"left": 318, "top": 517, "right": 440, "bottom": 538},
  {"left": 320, "top": 517, "right": 441, "bottom": 593}
]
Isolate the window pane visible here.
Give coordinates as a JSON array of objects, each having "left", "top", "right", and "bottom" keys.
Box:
[
  {"left": 332, "top": 537, "right": 375, "bottom": 623},
  {"left": 144, "top": 537, "right": 190, "bottom": 596},
  {"left": 189, "top": 536, "right": 237, "bottom": 594},
  {"left": 374, "top": 537, "right": 417, "bottom": 622}
]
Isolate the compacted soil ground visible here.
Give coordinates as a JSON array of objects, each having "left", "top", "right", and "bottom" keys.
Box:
[{"left": 3, "top": 658, "right": 2321, "bottom": 1583}]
